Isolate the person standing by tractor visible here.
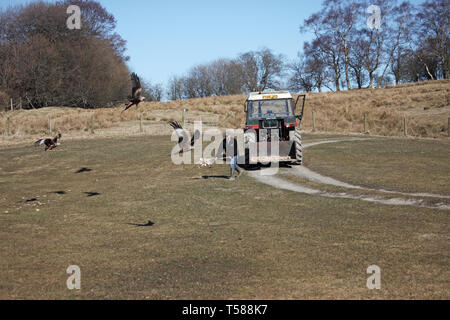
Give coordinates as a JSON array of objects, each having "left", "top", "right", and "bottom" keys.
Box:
[{"left": 215, "top": 132, "right": 243, "bottom": 180}]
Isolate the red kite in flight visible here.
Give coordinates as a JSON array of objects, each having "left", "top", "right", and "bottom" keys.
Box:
[
  {"left": 123, "top": 73, "right": 145, "bottom": 111},
  {"left": 35, "top": 133, "right": 62, "bottom": 151}
]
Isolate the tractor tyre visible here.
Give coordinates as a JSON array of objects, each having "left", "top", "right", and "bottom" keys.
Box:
[{"left": 294, "top": 126, "right": 303, "bottom": 165}]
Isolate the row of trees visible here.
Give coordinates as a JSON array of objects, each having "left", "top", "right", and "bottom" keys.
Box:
[
  {"left": 167, "top": 49, "right": 285, "bottom": 100},
  {"left": 289, "top": 0, "right": 449, "bottom": 92},
  {"left": 168, "top": 0, "right": 448, "bottom": 99},
  {"left": 0, "top": 0, "right": 130, "bottom": 108}
]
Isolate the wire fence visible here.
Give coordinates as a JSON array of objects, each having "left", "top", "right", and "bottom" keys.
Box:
[{"left": 2, "top": 107, "right": 450, "bottom": 139}]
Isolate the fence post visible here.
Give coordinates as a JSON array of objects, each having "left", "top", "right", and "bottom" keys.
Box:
[
  {"left": 364, "top": 113, "right": 367, "bottom": 133},
  {"left": 48, "top": 115, "right": 52, "bottom": 134},
  {"left": 403, "top": 116, "right": 407, "bottom": 137},
  {"left": 182, "top": 108, "right": 186, "bottom": 127},
  {"left": 312, "top": 110, "right": 316, "bottom": 132},
  {"left": 448, "top": 118, "right": 450, "bottom": 138},
  {"left": 90, "top": 114, "right": 94, "bottom": 134},
  {"left": 7, "top": 116, "right": 10, "bottom": 136},
  {"left": 19, "top": 97, "right": 22, "bottom": 110},
  {"left": 218, "top": 112, "right": 232, "bottom": 127},
  {"left": 139, "top": 113, "right": 143, "bottom": 133},
  {"left": 10, "top": 98, "right": 13, "bottom": 111}
]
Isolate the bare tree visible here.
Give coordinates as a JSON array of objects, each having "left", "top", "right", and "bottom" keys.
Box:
[
  {"left": 301, "top": 10, "right": 343, "bottom": 92},
  {"left": 257, "top": 48, "right": 285, "bottom": 91},
  {"left": 376, "top": 1, "right": 416, "bottom": 87},
  {"left": 415, "top": 0, "right": 449, "bottom": 79},
  {"left": 289, "top": 49, "right": 328, "bottom": 93},
  {"left": 177, "top": 49, "right": 285, "bottom": 99},
  {"left": 167, "top": 76, "right": 184, "bottom": 100},
  {"left": 236, "top": 52, "right": 259, "bottom": 92},
  {"left": 141, "top": 79, "right": 163, "bottom": 102},
  {"left": 303, "top": 42, "right": 330, "bottom": 92},
  {"left": 288, "top": 57, "right": 314, "bottom": 92},
  {"left": 237, "top": 48, "right": 285, "bottom": 92},
  {"left": 323, "top": 0, "right": 362, "bottom": 89},
  {"left": 301, "top": 0, "right": 364, "bottom": 91}
]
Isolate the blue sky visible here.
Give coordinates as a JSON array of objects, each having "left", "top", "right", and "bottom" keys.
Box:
[
  {"left": 1, "top": 0, "right": 426, "bottom": 87},
  {"left": 104, "top": 0, "right": 323, "bottom": 86}
]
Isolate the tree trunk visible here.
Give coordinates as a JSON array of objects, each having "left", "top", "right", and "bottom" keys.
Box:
[
  {"left": 368, "top": 72, "right": 374, "bottom": 88},
  {"left": 416, "top": 53, "right": 435, "bottom": 80}
]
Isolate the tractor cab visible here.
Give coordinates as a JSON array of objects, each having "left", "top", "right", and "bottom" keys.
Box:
[
  {"left": 243, "top": 91, "right": 305, "bottom": 164},
  {"left": 245, "top": 91, "right": 297, "bottom": 131}
]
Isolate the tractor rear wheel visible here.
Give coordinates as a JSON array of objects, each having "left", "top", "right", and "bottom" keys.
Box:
[{"left": 294, "top": 126, "right": 303, "bottom": 165}]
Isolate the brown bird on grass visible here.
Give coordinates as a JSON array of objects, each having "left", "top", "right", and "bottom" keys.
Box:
[
  {"left": 123, "top": 73, "right": 145, "bottom": 112},
  {"left": 169, "top": 121, "right": 200, "bottom": 153},
  {"left": 34, "top": 133, "right": 62, "bottom": 151}
]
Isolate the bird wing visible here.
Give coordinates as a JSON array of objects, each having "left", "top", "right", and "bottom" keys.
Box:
[
  {"left": 44, "top": 139, "right": 54, "bottom": 147},
  {"left": 169, "top": 121, "right": 189, "bottom": 146},
  {"left": 35, "top": 138, "right": 53, "bottom": 147},
  {"left": 177, "top": 128, "right": 189, "bottom": 146},
  {"left": 34, "top": 139, "right": 45, "bottom": 146},
  {"left": 169, "top": 121, "right": 182, "bottom": 130},
  {"left": 133, "top": 87, "right": 142, "bottom": 100},
  {"left": 131, "top": 73, "right": 142, "bottom": 98},
  {"left": 190, "top": 129, "right": 200, "bottom": 146}
]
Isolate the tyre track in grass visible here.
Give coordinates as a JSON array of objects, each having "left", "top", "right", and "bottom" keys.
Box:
[{"left": 248, "top": 138, "right": 450, "bottom": 211}]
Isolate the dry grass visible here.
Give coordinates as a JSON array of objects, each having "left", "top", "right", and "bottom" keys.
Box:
[
  {"left": 303, "top": 138, "right": 450, "bottom": 195},
  {"left": 302, "top": 80, "right": 450, "bottom": 138},
  {"left": 0, "top": 134, "right": 449, "bottom": 299},
  {"left": 0, "top": 79, "right": 449, "bottom": 142}
]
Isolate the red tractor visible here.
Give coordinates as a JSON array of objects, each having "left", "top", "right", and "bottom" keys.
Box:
[{"left": 243, "top": 91, "right": 305, "bottom": 165}]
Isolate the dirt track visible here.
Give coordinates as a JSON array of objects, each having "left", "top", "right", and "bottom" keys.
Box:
[{"left": 248, "top": 138, "right": 450, "bottom": 211}]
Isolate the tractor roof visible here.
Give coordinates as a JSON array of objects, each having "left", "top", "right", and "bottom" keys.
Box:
[{"left": 247, "top": 91, "right": 292, "bottom": 101}]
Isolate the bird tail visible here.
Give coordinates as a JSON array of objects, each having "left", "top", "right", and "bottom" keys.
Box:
[
  {"left": 122, "top": 104, "right": 131, "bottom": 113},
  {"left": 34, "top": 139, "right": 45, "bottom": 146}
]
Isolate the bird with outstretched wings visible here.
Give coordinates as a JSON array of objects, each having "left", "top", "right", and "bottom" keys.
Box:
[
  {"left": 169, "top": 121, "right": 200, "bottom": 153},
  {"left": 123, "top": 73, "right": 145, "bottom": 111},
  {"left": 34, "top": 133, "right": 62, "bottom": 151}
]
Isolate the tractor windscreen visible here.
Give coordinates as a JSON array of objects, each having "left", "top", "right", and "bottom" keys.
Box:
[{"left": 248, "top": 99, "right": 294, "bottom": 119}]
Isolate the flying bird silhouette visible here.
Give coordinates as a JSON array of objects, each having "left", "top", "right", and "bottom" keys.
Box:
[
  {"left": 169, "top": 121, "right": 200, "bottom": 153},
  {"left": 123, "top": 73, "right": 145, "bottom": 112},
  {"left": 34, "top": 133, "right": 62, "bottom": 151}
]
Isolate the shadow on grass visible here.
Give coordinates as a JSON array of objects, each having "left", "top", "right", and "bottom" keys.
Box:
[
  {"left": 240, "top": 162, "right": 295, "bottom": 171},
  {"left": 84, "top": 192, "right": 100, "bottom": 197},
  {"left": 52, "top": 191, "right": 67, "bottom": 195},
  {"left": 200, "top": 175, "right": 229, "bottom": 180},
  {"left": 126, "top": 221, "right": 155, "bottom": 227},
  {"left": 76, "top": 168, "right": 92, "bottom": 173}
]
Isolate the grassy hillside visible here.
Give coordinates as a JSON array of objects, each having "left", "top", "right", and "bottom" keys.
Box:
[{"left": 1, "top": 79, "right": 449, "bottom": 143}]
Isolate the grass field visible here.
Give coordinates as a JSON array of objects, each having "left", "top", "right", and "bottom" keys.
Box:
[
  {"left": 0, "top": 133, "right": 449, "bottom": 299},
  {"left": 304, "top": 137, "right": 450, "bottom": 195}
]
